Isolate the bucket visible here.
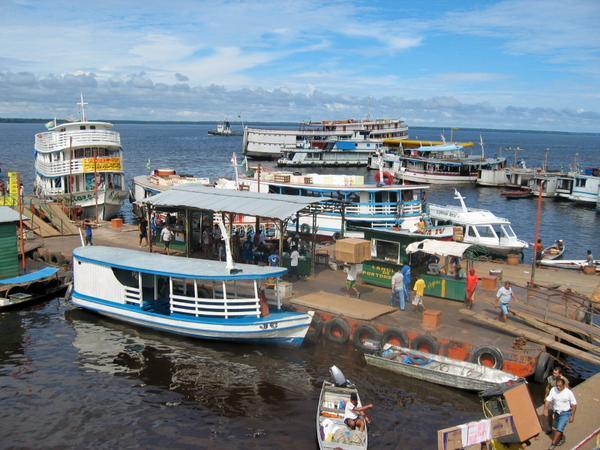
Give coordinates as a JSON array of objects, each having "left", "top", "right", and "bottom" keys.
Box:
[
  {"left": 481, "top": 276, "right": 498, "bottom": 291},
  {"left": 111, "top": 218, "right": 124, "bottom": 229},
  {"left": 582, "top": 265, "right": 596, "bottom": 275},
  {"left": 506, "top": 254, "right": 520, "bottom": 265}
]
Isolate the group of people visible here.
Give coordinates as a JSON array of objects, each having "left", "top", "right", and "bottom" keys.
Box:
[{"left": 543, "top": 367, "right": 577, "bottom": 449}]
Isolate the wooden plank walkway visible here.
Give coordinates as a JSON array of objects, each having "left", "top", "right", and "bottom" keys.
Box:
[
  {"left": 22, "top": 207, "right": 61, "bottom": 237},
  {"left": 459, "top": 309, "right": 600, "bottom": 366},
  {"left": 39, "top": 203, "right": 79, "bottom": 235}
]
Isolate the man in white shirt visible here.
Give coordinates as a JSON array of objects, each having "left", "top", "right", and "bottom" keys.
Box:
[
  {"left": 289, "top": 247, "right": 300, "bottom": 281},
  {"left": 343, "top": 392, "right": 373, "bottom": 432},
  {"left": 160, "top": 225, "right": 174, "bottom": 255},
  {"left": 390, "top": 269, "right": 406, "bottom": 310},
  {"left": 345, "top": 263, "right": 360, "bottom": 298},
  {"left": 543, "top": 377, "right": 577, "bottom": 448},
  {"left": 496, "top": 281, "right": 516, "bottom": 322}
]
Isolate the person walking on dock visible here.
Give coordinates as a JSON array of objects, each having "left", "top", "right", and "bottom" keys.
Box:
[
  {"left": 401, "top": 264, "right": 411, "bottom": 298},
  {"left": 344, "top": 263, "right": 360, "bottom": 298},
  {"left": 160, "top": 224, "right": 174, "bottom": 255},
  {"left": 84, "top": 222, "right": 93, "bottom": 246},
  {"left": 544, "top": 367, "right": 570, "bottom": 433},
  {"left": 412, "top": 276, "right": 425, "bottom": 312},
  {"left": 496, "top": 280, "right": 516, "bottom": 322},
  {"left": 390, "top": 268, "right": 406, "bottom": 311},
  {"left": 465, "top": 268, "right": 479, "bottom": 310},
  {"left": 289, "top": 246, "right": 300, "bottom": 281},
  {"left": 543, "top": 377, "right": 576, "bottom": 449},
  {"left": 138, "top": 217, "right": 148, "bottom": 247}
]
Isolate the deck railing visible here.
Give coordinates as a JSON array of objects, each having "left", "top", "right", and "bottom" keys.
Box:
[
  {"left": 35, "top": 129, "right": 121, "bottom": 152},
  {"left": 124, "top": 286, "right": 142, "bottom": 306},
  {"left": 35, "top": 159, "right": 83, "bottom": 177}
]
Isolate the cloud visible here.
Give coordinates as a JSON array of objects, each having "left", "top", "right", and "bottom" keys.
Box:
[
  {"left": 433, "top": 72, "right": 509, "bottom": 83},
  {"left": 175, "top": 72, "right": 189, "bottom": 82},
  {"left": 0, "top": 70, "right": 598, "bottom": 132}
]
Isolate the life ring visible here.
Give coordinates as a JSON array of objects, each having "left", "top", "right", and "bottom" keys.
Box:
[
  {"left": 380, "top": 328, "right": 409, "bottom": 348},
  {"left": 300, "top": 223, "right": 310, "bottom": 234},
  {"left": 375, "top": 171, "right": 394, "bottom": 185},
  {"left": 411, "top": 335, "right": 439, "bottom": 354},
  {"left": 306, "top": 314, "right": 324, "bottom": 341},
  {"left": 470, "top": 346, "right": 504, "bottom": 370},
  {"left": 352, "top": 324, "right": 382, "bottom": 351},
  {"left": 324, "top": 318, "right": 351, "bottom": 344},
  {"left": 533, "top": 351, "right": 553, "bottom": 383}
]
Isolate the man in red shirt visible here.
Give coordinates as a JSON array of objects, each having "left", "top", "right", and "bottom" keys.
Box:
[{"left": 465, "top": 268, "right": 479, "bottom": 310}]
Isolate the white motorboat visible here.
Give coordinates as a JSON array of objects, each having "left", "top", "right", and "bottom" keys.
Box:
[
  {"left": 539, "top": 259, "right": 600, "bottom": 272},
  {"left": 34, "top": 95, "right": 127, "bottom": 220},
  {"left": 428, "top": 190, "right": 529, "bottom": 256},
  {"left": 243, "top": 118, "right": 408, "bottom": 159},
  {"left": 208, "top": 120, "right": 242, "bottom": 136},
  {"left": 568, "top": 168, "right": 600, "bottom": 204}
]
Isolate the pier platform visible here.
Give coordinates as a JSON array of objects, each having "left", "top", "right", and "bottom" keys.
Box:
[{"left": 529, "top": 372, "right": 600, "bottom": 450}]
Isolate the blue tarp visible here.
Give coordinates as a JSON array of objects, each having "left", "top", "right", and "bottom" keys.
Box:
[
  {"left": 0, "top": 266, "right": 59, "bottom": 285},
  {"left": 334, "top": 141, "right": 357, "bottom": 150}
]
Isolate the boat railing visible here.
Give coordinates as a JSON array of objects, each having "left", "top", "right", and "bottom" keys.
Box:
[
  {"left": 35, "top": 129, "right": 121, "bottom": 152},
  {"left": 170, "top": 294, "right": 260, "bottom": 318},
  {"left": 124, "top": 286, "right": 142, "bottom": 306},
  {"left": 35, "top": 159, "right": 83, "bottom": 177}
]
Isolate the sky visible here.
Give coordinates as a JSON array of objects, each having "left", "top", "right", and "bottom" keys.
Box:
[{"left": 1, "top": 0, "right": 599, "bottom": 132}]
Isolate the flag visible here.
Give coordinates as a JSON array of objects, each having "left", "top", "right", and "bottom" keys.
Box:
[{"left": 45, "top": 120, "right": 55, "bottom": 129}]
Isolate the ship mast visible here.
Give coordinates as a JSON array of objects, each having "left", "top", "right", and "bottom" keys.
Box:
[{"left": 78, "top": 92, "right": 88, "bottom": 123}]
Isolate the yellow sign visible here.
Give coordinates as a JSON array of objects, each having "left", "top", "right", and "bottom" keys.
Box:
[{"left": 82, "top": 157, "right": 122, "bottom": 173}]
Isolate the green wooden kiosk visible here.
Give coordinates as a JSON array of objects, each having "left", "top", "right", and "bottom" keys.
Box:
[{"left": 0, "top": 206, "right": 20, "bottom": 279}]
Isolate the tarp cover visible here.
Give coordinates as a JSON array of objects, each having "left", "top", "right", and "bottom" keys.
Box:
[
  {"left": 0, "top": 266, "right": 58, "bottom": 285},
  {"left": 406, "top": 239, "right": 472, "bottom": 258},
  {"left": 143, "top": 184, "right": 327, "bottom": 221}
]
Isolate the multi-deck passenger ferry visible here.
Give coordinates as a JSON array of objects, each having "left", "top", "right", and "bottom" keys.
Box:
[{"left": 34, "top": 96, "right": 127, "bottom": 220}]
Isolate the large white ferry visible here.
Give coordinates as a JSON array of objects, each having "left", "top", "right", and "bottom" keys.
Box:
[
  {"left": 34, "top": 96, "right": 127, "bottom": 220},
  {"left": 243, "top": 118, "right": 408, "bottom": 160},
  {"left": 568, "top": 168, "right": 600, "bottom": 204},
  {"left": 428, "top": 190, "right": 528, "bottom": 256}
]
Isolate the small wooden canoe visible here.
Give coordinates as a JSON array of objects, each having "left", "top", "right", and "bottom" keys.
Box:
[
  {"left": 501, "top": 188, "right": 530, "bottom": 199},
  {"left": 542, "top": 242, "right": 565, "bottom": 260},
  {"left": 317, "top": 380, "right": 368, "bottom": 450},
  {"left": 364, "top": 345, "right": 521, "bottom": 392}
]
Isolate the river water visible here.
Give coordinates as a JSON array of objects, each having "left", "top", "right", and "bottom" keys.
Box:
[{"left": 0, "top": 122, "right": 599, "bottom": 448}]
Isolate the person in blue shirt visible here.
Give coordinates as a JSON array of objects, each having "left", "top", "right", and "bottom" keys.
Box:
[
  {"left": 84, "top": 222, "right": 93, "bottom": 246},
  {"left": 241, "top": 237, "right": 254, "bottom": 264},
  {"left": 401, "top": 264, "right": 411, "bottom": 298}
]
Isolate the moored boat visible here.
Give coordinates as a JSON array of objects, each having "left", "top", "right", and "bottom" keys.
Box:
[
  {"left": 541, "top": 240, "right": 565, "bottom": 260},
  {"left": 208, "top": 120, "right": 242, "bottom": 136},
  {"left": 539, "top": 259, "right": 600, "bottom": 272},
  {"left": 33, "top": 95, "right": 127, "bottom": 220},
  {"left": 70, "top": 245, "right": 314, "bottom": 345},
  {"left": 500, "top": 187, "right": 530, "bottom": 199},
  {"left": 364, "top": 344, "right": 521, "bottom": 392},
  {"left": 317, "top": 366, "right": 368, "bottom": 450}
]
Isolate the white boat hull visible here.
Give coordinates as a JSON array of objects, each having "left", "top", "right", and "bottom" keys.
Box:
[
  {"left": 71, "top": 293, "right": 312, "bottom": 346},
  {"left": 539, "top": 259, "right": 600, "bottom": 272},
  {"left": 401, "top": 171, "right": 476, "bottom": 184}
]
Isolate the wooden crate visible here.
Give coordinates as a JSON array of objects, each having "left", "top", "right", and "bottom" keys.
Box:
[
  {"left": 335, "top": 238, "right": 370, "bottom": 264},
  {"left": 274, "top": 174, "right": 291, "bottom": 183}
]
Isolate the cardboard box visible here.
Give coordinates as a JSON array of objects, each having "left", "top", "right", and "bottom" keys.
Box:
[
  {"left": 422, "top": 309, "right": 442, "bottom": 330},
  {"left": 335, "top": 238, "right": 370, "bottom": 264}
]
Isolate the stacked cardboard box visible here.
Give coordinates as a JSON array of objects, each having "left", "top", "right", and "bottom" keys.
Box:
[{"left": 335, "top": 238, "right": 371, "bottom": 263}]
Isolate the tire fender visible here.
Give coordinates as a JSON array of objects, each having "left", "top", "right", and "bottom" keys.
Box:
[
  {"left": 380, "top": 328, "right": 409, "bottom": 348},
  {"left": 533, "top": 351, "right": 553, "bottom": 383},
  {"left": 352, "top": 324, "right": 382, "bottom": 351},
  {"left": 324, "top": 318, "right": 350, "bottom": 344},
  {"left": 411, "top": 335, "right": 440, "bottom": 354},
  {"left": 470, "top": 345, "right": 504, "bottom": 370}
]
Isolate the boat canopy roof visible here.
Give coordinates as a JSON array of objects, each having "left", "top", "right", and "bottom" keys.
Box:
[
  {"left": 0, "top": 206, "right": 21, "bottom": 223},
  {"left": 74, "top": 246, "right": 287, "bottom": 280},
  {"left": 143, "top": 184, "right": 330, "bottom": 221},
  {"left": 406, "top": 239, "right": 472, "bottom": 258},
  {"left": 48, "top": 120, "right": 114, "bottom": 131}
]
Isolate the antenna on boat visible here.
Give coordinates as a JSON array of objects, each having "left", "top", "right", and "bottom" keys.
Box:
[
  {"left": 479, "top": 135, "right": 485, "bottom": 160},
  {"left": 377, "top": 151, "right": 384, "bottom": 186},
  {"left": 215, "top": 213, "right": 236, "bottom": 273},
  {"left": 454, "top": 189, "right": 468, "bottom": 212},
  {"left": 440, "top": 133, "right": 446, "bottom": 144},
  {"left": 78, "top": 92, "right": 88, "bottom": 122},
  {"left": 231, "top": 152, "right": 240, "bottom": 190}
]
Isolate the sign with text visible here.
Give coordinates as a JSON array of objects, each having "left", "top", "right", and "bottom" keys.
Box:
[{"left": 82, "top": 157, "right": 122, "bottom": 173}]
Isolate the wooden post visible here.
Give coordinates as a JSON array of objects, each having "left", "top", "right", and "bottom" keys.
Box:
[
  {"left": 16, "top": 173, "right": 26, "bottom": 271},
  {"left": 278, "top": 219, "right": 284, "bottom": 261},
  {"left": 147, "top": 206, "right": 153, "bottom": 253},
  {"left": 94, "top": 148, "right": 99, "bottom": 223},
  {"left": 531, "top": 179, "right": 544, "bottom": 283},
  {"left": 185, "top": 207, "right": 190, "bottom": 257}
]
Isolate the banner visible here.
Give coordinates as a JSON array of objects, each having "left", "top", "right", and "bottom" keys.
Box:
[
  {"left": 82, "top": 157, "right": 122, "bottom": 173},
  {"left": 8, "top": 172, "right": 19, "bottom": 204}
]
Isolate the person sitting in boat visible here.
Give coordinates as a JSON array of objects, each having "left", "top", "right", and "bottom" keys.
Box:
[
  {"left": 556, "top": 240, "right": 564, "bottom": 251},
  {"left": 416, "top": 216, "right": 426, "bottom": 233},
  {"left": 585, "top": 249, "right": 594, "bottom": 267},
  {"left": 343, "top": 392, "right": 373, "bottom": 432}
]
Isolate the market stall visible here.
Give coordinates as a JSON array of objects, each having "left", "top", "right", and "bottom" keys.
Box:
[{"left": 405, "top": 239, "right": 474, "bottom": 302}]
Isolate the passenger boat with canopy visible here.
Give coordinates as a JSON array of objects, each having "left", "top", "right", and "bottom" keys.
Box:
[{"left": 71, "top": 245, "right": 314, "bottom": 346}]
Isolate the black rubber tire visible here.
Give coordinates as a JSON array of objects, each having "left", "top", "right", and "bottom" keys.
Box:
[
  {"left": 411, "top": 335, "right": 440, "bottom": 354},
  {"left": 380, "top": 328, "right": 409, "bottom": 348},
  {"left": 332, "top": 232, "right": 341, "bottom": 241},
  {"left": 300, "top": 223, "right": 310, "bottom": 234},
  {"left": 534, "top": 352, "right": 553, "bottom": 383},
  {"left": 470, "top": 346, "right": 504, "bottom": 370},
  {"left": 306, "top": 314, "right": 324, "bottom": 341},
  {"left": 50, "top": 252, "right": 66, "bottom": 266},
  {"left": 352, "top": 324, "right": 382, "bottom": 351},
  {"left": 324, "top": 318, "right": 350, "bottom": 344}
]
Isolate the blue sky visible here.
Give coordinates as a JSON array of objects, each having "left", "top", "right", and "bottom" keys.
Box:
[{"left": 1, "top": 0, "right": 599, "bottom": 131}]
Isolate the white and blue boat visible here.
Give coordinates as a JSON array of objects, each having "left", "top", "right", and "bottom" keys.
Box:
[
  {"left": 568, "top": 168, "right": 600, "bottom": 205},
  {"left": 71, "top": 246, "right": 314, "bottom": 346}
]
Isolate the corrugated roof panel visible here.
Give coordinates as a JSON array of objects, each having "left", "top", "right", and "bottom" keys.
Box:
[
  {"left": 142, "top": 185, "right": 327, "bottom": 221},
  {"left": 0, "top": 206, "right": 21, "bottom": 224}
]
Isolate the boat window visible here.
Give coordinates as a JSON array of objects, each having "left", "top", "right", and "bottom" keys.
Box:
[
  {"left": 576, "top": 178, "right": 586, "bottom": 188},
  {"left": 475, "top": 225, "right": 497, "bottom": 238},
  {"left": 374, "top": 191, "right": 383, "bottom": 204},
  {"left": 374, "top": 239, "right": 400, "bottom": 263},
  {"left": 112, "top": 268, "right": 139, "bottom": 288},
  {"left": 80, "top": 126, "right": 86, "bottom": 130},
  {"left": 467, "top": 226, "right": 477, "bottom": 238},
  {"left": 388, "top": 192, "right": 397, "bottom": 203},
  {"left": 90, "top": 125, "right": 96, "bottom": 130},
  {"left": 501, "top": 225, "right": 516, "bottom": 238}
]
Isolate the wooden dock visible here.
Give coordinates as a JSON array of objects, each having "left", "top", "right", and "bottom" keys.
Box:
[{"left": 459, "top": 309, "right": 600, "bottom": 366}]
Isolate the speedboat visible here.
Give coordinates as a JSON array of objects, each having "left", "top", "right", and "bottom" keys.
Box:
[{"left": 428, "top": 190, "right": 528, "bottom": 256}]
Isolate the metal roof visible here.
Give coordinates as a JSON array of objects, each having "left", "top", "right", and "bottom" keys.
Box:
[
  {"left": 74, "top": 246, "right": 287, "bottom": 280},
  {"left": 406, "top": 239, "right": 473, "bottom": 258},
  {"left": 142, "top": 184, "right": 329, "bottom": 221},
  {"left": 0, "top": 206, "right": 21, "bottom": 224}
]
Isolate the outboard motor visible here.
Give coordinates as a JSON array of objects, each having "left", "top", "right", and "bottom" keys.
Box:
[{"left": 329, "top": 365, "right": 347, "bottom": 387}]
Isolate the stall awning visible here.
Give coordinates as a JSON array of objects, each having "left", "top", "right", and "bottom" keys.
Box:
[
  {"left": 142, "top": 184, "right": 331, "bottom": 221},
  {"left": 405, "top": 239, "right": 472, "bottom": 258}
]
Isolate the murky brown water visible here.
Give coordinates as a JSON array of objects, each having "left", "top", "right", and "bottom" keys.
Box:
[{"left": 0, "top": 299, "right": 488, "bottom": 449}]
